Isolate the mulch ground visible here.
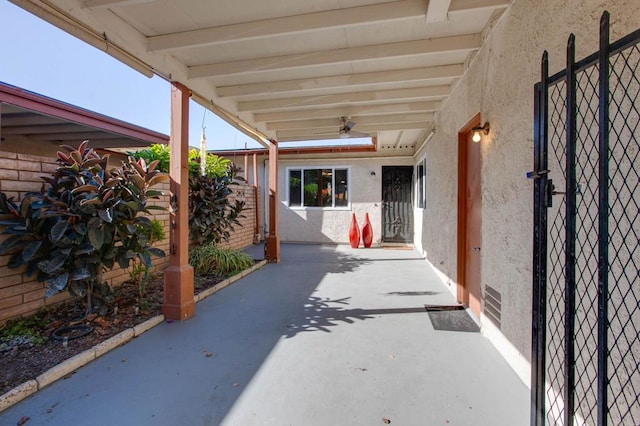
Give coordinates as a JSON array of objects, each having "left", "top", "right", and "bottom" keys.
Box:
[{"left": 0, "top": 273, "right": 228, "bottom": 396}]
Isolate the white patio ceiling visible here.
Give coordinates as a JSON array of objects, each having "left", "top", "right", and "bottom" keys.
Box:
[{"left": 12, "top": 0, "right": 509, "bottom": 155}]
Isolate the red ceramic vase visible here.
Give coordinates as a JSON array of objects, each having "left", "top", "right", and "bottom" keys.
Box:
[
  {"left": 349, "top": 213, "right": 361, "bottom": 248},
  {"left": 362, "top": 213, "right": 373, "bottom": 248}
]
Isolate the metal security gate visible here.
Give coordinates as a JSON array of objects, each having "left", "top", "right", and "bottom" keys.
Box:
[
  {"left": 530, "top": 12, "right": 640, "bottom": 426},
  {"left": 381, "top": 166, "right": 413, "bottom": 243}
]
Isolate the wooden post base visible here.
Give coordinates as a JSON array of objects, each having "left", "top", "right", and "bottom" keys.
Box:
[
  {"left": 162, "top": 264, "right": 195, "bottom": 320},
  {"left": 265, "top": 235, "right": 280, "bottom": 263}
]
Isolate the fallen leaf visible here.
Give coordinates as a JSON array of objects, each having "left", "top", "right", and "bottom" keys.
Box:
[
  {"left": 94, "top": 317, "right": 110, "bottom": 328},
  {"left": 121, "top": 358, "right": 127, "bottom": 363},
  {"left": 382, "top": 418, "right": 391, "bottom": 424},
  {"left": 356, "top": 367, "right": 368, "bottom": 372},
  {"left": 206, "top": 352, "right": 213, "bottom": 358},
  {"left": 233, "top": 383, "right": 240, "bottom": 387},
  {"left": 17, "top": 416, "right": 30, "bottom": 425}
]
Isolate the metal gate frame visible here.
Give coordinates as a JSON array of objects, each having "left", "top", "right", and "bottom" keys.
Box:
[{"left": 530, "top": 11, "right": 640, "bottom": 426}]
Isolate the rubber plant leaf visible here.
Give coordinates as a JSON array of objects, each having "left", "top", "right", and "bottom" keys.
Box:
[
  {"left": 50, "top": 220, "right": 70, "bottom": 242},
  {"left": 45, "top": 271, "right": 69, "bottom": 297},
  {"left": 0, "top": 234, "right": 24, "bottom": 254},
  {"left": 98, "top": 209, "right": 113, "bottom": 223},
  {"left": 22, "top": 240, "right": 43, "bottom": 262},
  {"left": 146, "top": 247, "right": 165, "bottom": 258},
  {"left": 41, "top": 253, "right": 67, "bottom": 274},
  {"left": 88, "top": 226, "right": 104, "bottom": 250},
  {"left": 70, "top": 268, "right": 91, "bottom": 281}
]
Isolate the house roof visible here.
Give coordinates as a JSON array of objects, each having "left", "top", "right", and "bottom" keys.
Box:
[
  {"left": 0, "top": 81, "right": 168, "bottom": 149},
  {"left": 11, "top": 0, "right": 509, "bottom": 155}
]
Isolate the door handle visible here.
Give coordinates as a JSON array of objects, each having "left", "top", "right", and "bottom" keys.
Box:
[{"left": 472, "top": 247, "right": 481, "bottom": 251}]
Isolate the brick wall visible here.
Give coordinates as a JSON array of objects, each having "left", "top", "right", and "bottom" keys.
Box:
[
  {"left": 0, "top": 152, "right": 257, "bottom": 324},
  {"left": 215, "top": 182, "right": 258, "bottom": 250}
]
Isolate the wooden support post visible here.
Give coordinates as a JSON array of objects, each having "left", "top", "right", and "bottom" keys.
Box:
[
  {"left": 253, "top": 153, "right": 260, "bottom": 238},
  {"left": 265, "top": 139, "right": 280, "bottom": 262},
  {"left": 163, "top": 82, "right": 195, "bottom": 320},
  {"left": 252, "top": 153, "right": 258, "bottom": 187},
  {"left": 244, "top": 153, "right": 249, "bottom": 183}
]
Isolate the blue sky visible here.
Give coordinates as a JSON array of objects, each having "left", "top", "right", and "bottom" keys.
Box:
[{"left": 0, "top": 1, "right": 262, "bottom": 150}]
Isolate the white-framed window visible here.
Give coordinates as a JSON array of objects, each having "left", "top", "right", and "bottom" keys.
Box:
[
  {"left": 287, "top": 167, "right": 350, "bottom": 208},
  {"left": 416, "top": 159, "right": 426, "bottom": 209}
]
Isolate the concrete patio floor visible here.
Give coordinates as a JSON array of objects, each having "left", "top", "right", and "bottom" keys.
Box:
[{"left": 1, "top": 244, "right": 529, "bottom": 425}]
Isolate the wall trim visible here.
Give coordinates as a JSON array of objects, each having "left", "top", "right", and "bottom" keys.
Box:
[{"left": 481, "top": 317, "right": 531, "bottom": 389}]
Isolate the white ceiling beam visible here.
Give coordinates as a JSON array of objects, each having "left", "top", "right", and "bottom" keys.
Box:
[
  {"left": 147, "top": 0, "right": 507, "bottom": 53},
  {"left": 216, "top": 64, "right": 464, "bottom": 98},
  {"left": 266, "top": 113, "right": 435, "bottom": 131},
  {"left": 254, "top": 101, "right": 441, "bottom": 122},
  {"left": 147, "top": 0, "right": 426, "bottom": 52},
  {"left": 449, "top": 0, "right": 510, "bottom": 13},
  {"left": 82, "top": 0, "right": 156, "bottom": 9},
  {"left": 426, "top": 0, "right": 452, "bottom": 23},
  {"left": 188, "top": 34, "right": 481, "bottom": 79},
  {"left": 238, "top": 85, "right": 450, "bottom": 112},
  {"left": 276, "top": 121, "right": 430, "bottom": 139},
  {"left": 394, "top": 131, "right": 406, "bottom": 148}
]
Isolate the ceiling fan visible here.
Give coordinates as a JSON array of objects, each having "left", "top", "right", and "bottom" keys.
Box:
[{"left": 315, "top": 117, "right": 370, "bottom": 139}]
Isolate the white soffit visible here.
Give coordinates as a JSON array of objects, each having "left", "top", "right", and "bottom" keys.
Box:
[{"left": 12, "top": 0, "right": 510, "bottom": 154}]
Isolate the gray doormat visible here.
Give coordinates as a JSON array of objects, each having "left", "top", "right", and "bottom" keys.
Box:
[{"left": 424, "top": 305, "right": 480, "bottom": 333}]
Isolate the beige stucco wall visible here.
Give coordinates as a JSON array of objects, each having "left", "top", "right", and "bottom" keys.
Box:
[
  {"left": 415, "top": 0, "right": 640, "bottom": 377},
  {"left": 274, "top": 157, "right": 413, "bottom": 244}
]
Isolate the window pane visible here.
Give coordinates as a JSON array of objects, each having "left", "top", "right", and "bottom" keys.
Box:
[
  {"left": 289, "top": 169, "right": 301, "bottom": 207},
  {"left": 303, "top": 169, "right": 320, "bottom": 206},
  {"left": 334, "top": 169, "right": 348, "bottom": 206},
  {"left": 321, "top": 169, "right": 332, "bottom": 207},
  {"left": 417, "top": 163, "right": 425, "bottom": 208}
]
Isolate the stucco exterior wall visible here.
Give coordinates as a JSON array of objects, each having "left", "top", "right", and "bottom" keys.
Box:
[
  {"left": 415, "top": 0, "right": 640, "bottom": 380},
  {"left": 274, "top": 157, "right": 412, "bottom": 244}
]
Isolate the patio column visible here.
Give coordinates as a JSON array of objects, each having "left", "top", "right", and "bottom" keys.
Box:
[
  {"left": 163, "top": 82, "right": 195, "bottom": 320},
  {"left": 265, "top": 139, "right": 280, "bottom": 262}
]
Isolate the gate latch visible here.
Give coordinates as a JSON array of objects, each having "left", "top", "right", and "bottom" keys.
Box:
[{"left": 526, "top": 169, "right": 549, "bottom": 179}]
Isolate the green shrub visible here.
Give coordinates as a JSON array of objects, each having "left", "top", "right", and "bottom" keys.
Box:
[
  {"left": 128, "top": 144, "right": 170, "bottom": 174},
  {"left": 130, "top": 144, "right": 245, "bottom": 246},
  {"left": 129, "top": 144, "right": 235, "bottom": 179},
  {"left": 189, "top": 244, "right": 254, "bottom": 276},
  {"left": 0, "top": 312, "right": 48, "bottom": 347},
  {"left": 188, "top": 174, "right": 245, "bottom": 246},
  {"left": 0, "top": 141, "right": 168, "bottom": 316},
  {"left": 130, "top": 219, "right": 166, "bottom": 297}
]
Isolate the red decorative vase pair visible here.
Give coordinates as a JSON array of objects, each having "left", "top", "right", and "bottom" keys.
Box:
[{"left": 349, "top": 213, "right": 373, "bottom": 248}]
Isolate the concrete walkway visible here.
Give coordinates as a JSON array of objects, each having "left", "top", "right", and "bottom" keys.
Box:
[{"left": 1, "top": 244, "right": 529, "bottom": 425}]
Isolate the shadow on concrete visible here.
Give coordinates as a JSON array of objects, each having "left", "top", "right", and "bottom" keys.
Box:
[
  {"left": 385, "top": 290, "right": 441, "bottom": 296},
  {"left": 2, "top": 244, "right": 372, "bottom": 425},
  {"left": 3, "top": 243, "right": 528, "bottom": 426},
  {"left": 283, "top": 296, "right": 428, "bottom": 337}
]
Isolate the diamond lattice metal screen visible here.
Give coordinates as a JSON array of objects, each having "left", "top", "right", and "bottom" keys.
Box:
[{"left": 530, "top": 12, "right": 640, "bottom": 426}]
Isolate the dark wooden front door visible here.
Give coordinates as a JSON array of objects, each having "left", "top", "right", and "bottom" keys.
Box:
[
  {"left": 457, "top": 116, "right": 482, "bottom": 318},
  {"left": 382, "top": 166, "right": 413, "bottom": 243}
]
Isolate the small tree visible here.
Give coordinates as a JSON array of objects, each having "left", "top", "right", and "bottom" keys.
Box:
[
  {"left": 129, "top": 144, "right": 245, "bottom": 247},
  {"left": 0, "top": 141, "right": 168, "bottom": 316},
  {"left": 188, "top": 172, "right": 245, "bottom": 246}
]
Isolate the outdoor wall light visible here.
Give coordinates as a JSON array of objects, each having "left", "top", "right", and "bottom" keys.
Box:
[{"left": 472, "top": 122, "right": 490, "bottom": 143}]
